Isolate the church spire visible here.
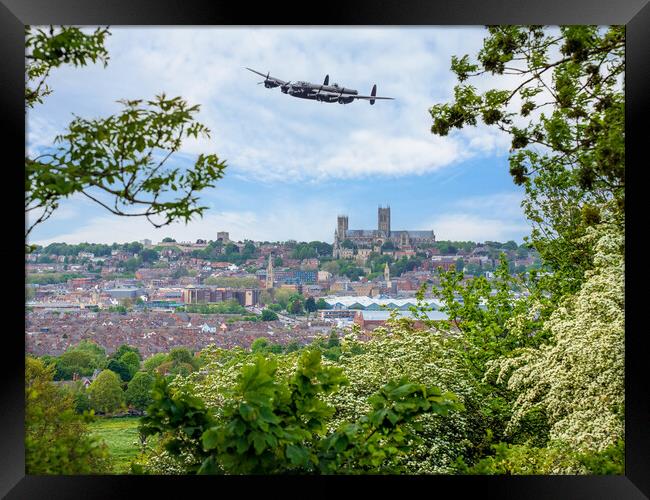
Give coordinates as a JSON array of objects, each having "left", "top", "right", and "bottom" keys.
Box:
[{"left": 266, "top": 254, "right": 275, "bottom": 289}]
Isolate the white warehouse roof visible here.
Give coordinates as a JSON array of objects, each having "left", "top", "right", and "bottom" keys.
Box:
[{"left": 323, "top": 296, "right": 442, "bottom": 311}]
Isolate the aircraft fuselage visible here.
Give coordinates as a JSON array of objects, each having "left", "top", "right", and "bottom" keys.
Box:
[
  {"left": 247, "top": 67, "right": 393, "bottom": 105},
  {"left": 281, "top": 81, "right": 358, "bottom": 104}
]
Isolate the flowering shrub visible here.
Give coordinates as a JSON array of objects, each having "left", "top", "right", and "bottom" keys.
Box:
[
  {"left": 322, "top": 326, "right": 480, "bottom": 473},
  {"left": 489, "top": 223, "right": 624, "bottom": 457},
  {"left": 136, "top": 349, "right": 461, "bottom": 474}
]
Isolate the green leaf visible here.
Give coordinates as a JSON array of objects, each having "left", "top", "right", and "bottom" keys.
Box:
[
  {"left": 251, "top": 432, "right": 267, "bottom": 455},
  {"left": 286, "top": 445, "right": 309, "bottom": 466}
]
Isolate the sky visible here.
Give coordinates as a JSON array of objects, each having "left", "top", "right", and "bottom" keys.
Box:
[{"left": 27, "top": 27, "right": 533, "bottom": 246}]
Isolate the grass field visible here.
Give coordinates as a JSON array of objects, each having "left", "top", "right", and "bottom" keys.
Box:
[{"left": 88, "top": 416, "right": 141, "bottom": 473}]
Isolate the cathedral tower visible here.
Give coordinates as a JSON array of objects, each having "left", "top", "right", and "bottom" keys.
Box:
[
  {"left": 378, "top": 205, "right": 391, "bottom": 236},
  {"left": 337, "top": 215, "right": 348, "bottom": 239}
]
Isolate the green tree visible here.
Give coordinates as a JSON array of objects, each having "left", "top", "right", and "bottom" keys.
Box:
[
  {"left": 156, "top": 347, "right": 199, "bottom": 376},
  {"left": 111, "top": 344, "right": 142, "bottom": 362},
  {"left": 316, "top": 298, "right": 331, "bottom": 310},
  {"left": 119, "top": 351, "right": 141, "bottom": 379},
  {"left": 108, "top": 304, "right": 128, "bottom": 315},
  {"left": 169, "top": 347, "right": 193, "bottom": 364},
  {"left": 284, "top": 340, "right": 302, "bottom": 353},
  {"left": 272, "top": 288, "right": 294, "bottom": 310},
  {"left": 123, "top": 257, "right": 142, "bottom": 273},
  {"left": 54, "top": 340, "right": 107, "bottom": 380},
  {"left": 261, "top": 309, "right": 279, "bottom": 321},
  {"left": 140, "top": 248, "right": 160, "bottom": 263},
  {"left": 389, "top": 256, "right": 423, "bottom": 278},
  {"left": 292, "top": 243, "right": 318, "bottom": 260},
  {"left": 143, "top": 352, "right": 168, "bottom": 373},
  {"left": 123, "top": 242, "right": 144, "bottom": 254},
  {"left": 125, "top": 371, "right": 155, "bottom": 411},
  {"left": 224, "top": 243, "right": 239, "bottom": 255},
  {"left": 25, "top": 357, "right": 112, "bottom": 474},
  {"left": 25, "top": 26, "right": 228, "bottom": 248},
  {"left": 430, "top": 25, "right": 624, "bottom": 295},
  {"left": 305, "top": 297, "right": 317, "bottom": 315},
  {"left": 71, "top": 386, "right": 92, "bottom": 414},
  {"left": 322, "top": 260, "right": 340, "bottom": 275},
  {"left": 288, "top": 297, "right": 304, "bottom": 315},
  {"left": 88, "top": 369, "right": 124, "bottom": 414},
  {"left": 250, "top": 337, "right": 270, "bottom": 353},
  {"left": 241, "top": 241, "right": 257, "bottom": 258},
  {"left": 311, "top": 241, "right": 333, "bottom": 257},
  {"left": 55, "top": 350, "right": 97, "bottom": 380},
  {"left": 432, "top": 256, "right": 547, "bottom": 378},
  {"left": 367, "top": 253, "right": 393, "bottom": 273}
]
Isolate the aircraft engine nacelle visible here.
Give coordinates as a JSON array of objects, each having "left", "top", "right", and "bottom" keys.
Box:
[
  {"left": 317, "top": 93, "right": 338, "bottom": 103},
  {"left": 325, "top": 85, "right": 358, "bottom": 95},
  {"left": 264, "top": 81, "right": 280, "bottom": 88},
  {"left": 338, "top": 96, "right": 355, "bottom": 104}
]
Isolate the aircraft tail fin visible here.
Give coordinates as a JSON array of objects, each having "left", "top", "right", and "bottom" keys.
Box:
[
  {"left": 324, "top": 74, "right": 329, "bottom": 86},
  {"left": 370, "top": 84, "right": 377, "bottom": 105}
]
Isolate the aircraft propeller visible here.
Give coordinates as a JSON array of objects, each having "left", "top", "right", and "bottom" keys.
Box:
[{"left": 257, "top": 71, "right": 271, "bottom": 84}]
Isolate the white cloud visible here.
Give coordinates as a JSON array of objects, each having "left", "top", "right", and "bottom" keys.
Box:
[
  {"left": 31, "top": 199, "right": 339, "bottom": 246},
  {"left": 420, "top": 192, "right": 530, "bottom": 242},
  {"left": 452, "top": 192, "right": 526, "bottom": 218},
  {"left": 31, "top": 27, "right": 510, "bottom": 182},
  {"left": 26, "top": 114, "right": 62, "bottom": 156},
  {"left": 428, "top": 213, "right": 531, "bottom": 243}
]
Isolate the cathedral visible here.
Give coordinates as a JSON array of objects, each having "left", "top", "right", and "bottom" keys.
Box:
[{"left": 332, "top": 206, "right": 436, "bottom": 258}]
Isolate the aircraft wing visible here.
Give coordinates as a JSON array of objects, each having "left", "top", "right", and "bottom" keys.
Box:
[
  {"left": 351, "top": 95, "right": 394, "bottom": 100},
  {"left": 245, "top": 67, "right": 286, "bottom": 85}
]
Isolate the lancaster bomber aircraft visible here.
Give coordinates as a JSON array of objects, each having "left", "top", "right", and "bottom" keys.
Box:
[{"left": 246, "top": 68, "right": 394, "bottom": 105}]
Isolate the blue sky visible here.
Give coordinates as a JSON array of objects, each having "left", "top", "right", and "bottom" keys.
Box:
[{"left": 27, "top": 27, "right": 532, "bottom": 245}]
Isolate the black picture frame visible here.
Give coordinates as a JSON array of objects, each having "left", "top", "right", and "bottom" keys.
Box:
[{"left": 3, "top": 0, "right": 648, "bottom": 497}]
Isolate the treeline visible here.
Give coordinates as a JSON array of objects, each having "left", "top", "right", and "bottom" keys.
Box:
[
  {"left": 25, "top": 340, "right": 214, "bottom": 473},
  {"left": 34, "top": 241, "right": 146, "bottom": 257},
  {"left": 290, "top": 241, "right": 333, "bottom": 260},
  {"left": 190, "top": 241, "right": 257, "bottom": 264},
  {"left": 202, "top": 276, "right": 259, "bottom": 288},
  {"left": 38, "top": 341, "right": 207, "bottom": 414},
  {"left": 178, "top": 300, "right": 247, "bottom": 315},
  {"left": 261, "top": 289, "right": 329, "bottom": 315},
  {"left": 27, "top": 272, "right": 86, "bottom": 285},
  {"left": 427, "top": 240, "right": 522, "bottom": 255}
]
